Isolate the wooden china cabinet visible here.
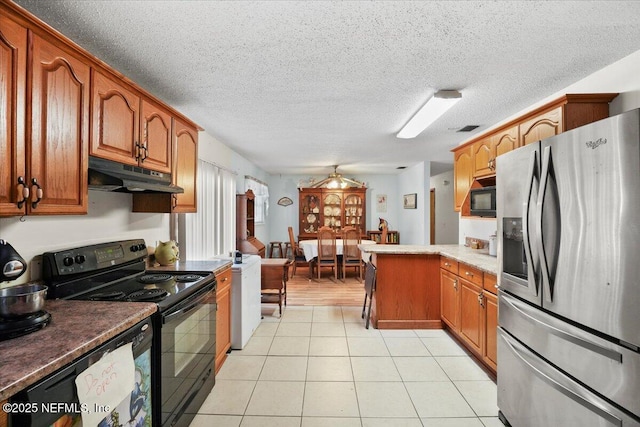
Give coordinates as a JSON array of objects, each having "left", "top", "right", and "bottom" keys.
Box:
[
  {"left": 236, "top": 190, "right": 266, "bottom": 256},
  {"left": 298, "top": 187, "right": 367, "bottom": 240}
]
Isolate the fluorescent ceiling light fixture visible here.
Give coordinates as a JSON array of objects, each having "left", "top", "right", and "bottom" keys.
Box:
[{"left": 396, "top": 90, "right": 462, "bottom": 139}]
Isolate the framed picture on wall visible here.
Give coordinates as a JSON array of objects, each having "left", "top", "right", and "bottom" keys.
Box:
[
  {"left": 403, "top": 193, "right": 417, "bottom": 209},
  {"left": 376, "top": 194, "right": 387, "bottom": 212}
]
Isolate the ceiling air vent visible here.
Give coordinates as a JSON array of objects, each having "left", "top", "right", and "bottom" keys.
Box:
[{"left": 457, "top": 125, "right": 479, "bottom": 132}]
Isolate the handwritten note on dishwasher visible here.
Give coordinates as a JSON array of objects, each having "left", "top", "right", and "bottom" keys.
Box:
[{"left": 75, "top": 342, "right": 135, "bottom": 426}]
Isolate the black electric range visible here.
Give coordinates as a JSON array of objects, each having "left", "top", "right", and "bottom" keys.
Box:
[{"left": 42, "top": 239, "right": 218, "bottom": 427}]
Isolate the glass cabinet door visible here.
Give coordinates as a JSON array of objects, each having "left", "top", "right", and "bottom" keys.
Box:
[
  {"left": 344, "top": 193, "right": 364, "bottom": 233},
  {"left": 322, "top": 193, "right": 342, "bottom": 232},
  {"left": 300, "top": 192, "right": 320, "bottom": 234}
]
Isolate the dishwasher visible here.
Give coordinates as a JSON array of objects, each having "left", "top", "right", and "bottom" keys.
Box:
[{"left": 9, "top": 317, "right": 153, "bottom": 427}]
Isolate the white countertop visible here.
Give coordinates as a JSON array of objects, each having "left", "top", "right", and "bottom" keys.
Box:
[{"left": 359, "top": 244, "right": 498, "bottom": 275}]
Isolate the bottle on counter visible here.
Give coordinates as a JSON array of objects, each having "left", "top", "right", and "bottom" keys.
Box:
[
  {"left": 489, "top": 232, "right": 497, "bottom": 257},
  {"left": 234, "top": 250, "right": 243, "bottom": 264}
]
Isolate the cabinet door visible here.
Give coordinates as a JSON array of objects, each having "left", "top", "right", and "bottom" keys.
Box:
[
  {"left": 483, "top": 291, "right": 498, "bottom": 371},
  {"left": 459, "top": 279, "right": 483, "bottom": 355},
  {"left": 29, "top": 34, "right": 89, "bottom": 215},
  {"left": 519, "top": 106, "right": 562, "bottom": 146},
  {"left": 494, "top": 125, "right": 518, "bottom": 157},
  {"left": 0, "top": 16, "right": 27, "bottom": 216},
  {"left": 215, "top": 268, "right": 232, "bottom": 374},
  {"left": 141, "top": 98, "right": 172, "bottom": 173},
  {"left": 322, "top": 192, "right": 343, "bottom": 232},
  {"left": 472, "top": 138, "right": 493, "bottom": 178},
  {"left": 453, "top": 146, "right": 472, "bottom": 211},
  {"left": 299, "top": 189, "right": 321, "bottom": 237},
  {"left": 172, "top": 118, "right": 198, "bottom": 213},
  {"left": 90, "top": 68, "right": 140, "bottom": 166},
  {"left": 440, "top": 269, "right": 459, "bottom": 330},
  {"left": 344, "top": 191, "right": 365, "bottom": 235}
]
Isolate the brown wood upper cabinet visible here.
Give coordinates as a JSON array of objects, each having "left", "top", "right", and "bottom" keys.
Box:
[
  {"left": 473, "top": 126, "right": 518, "bottom": 178},
  {"left": 452, "top": 93, "right": 617, "bottom": 213},
  {"left": 0, "top": 14, "right": 28, "bottom": 216},
  {"left": 454, "top": 146, "right": 472, "bottom": 211},
  {"left": 132, "top": 118, "right": 199, "bottom": 213},
  {"left": 1, "top": 16, "right": 89, "bottom": 217},
  {"left": 172, "top": 118, "right": 198, "bottom": 213},
  {"left": 91, "top": 69, "right": 172, "bottom": 174},
  {"left": 519, "top": 106, "right": 562, "bottom": 146}
]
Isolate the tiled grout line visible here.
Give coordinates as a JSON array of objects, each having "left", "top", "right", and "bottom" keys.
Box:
[{"left": 203, "top": 305, "right": 498, "bottom": 426}]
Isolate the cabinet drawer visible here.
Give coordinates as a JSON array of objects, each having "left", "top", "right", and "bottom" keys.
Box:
[
  {"left": 459, "top": 262, "right": 483, "bottom": 287},
  {"left": 440, "top": 257, "right": 459, "bottom": 274},
  {"left": 483, "top": 273, "right": 498, "bottom": 294},
  {"left": 216, "top": 267, "right": 232, "bottom": 291}
]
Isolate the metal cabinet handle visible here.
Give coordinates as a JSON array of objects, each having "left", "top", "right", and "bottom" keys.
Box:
[
  {"left": 453, "top": 279, "right": 458, "bottom": 290},
  {"left": 135, "top": 141, "right": 142, "bottom": 160},
  {"left": 172, "top": 194, "right": 178, "bottom": 209},
  {"left": 444, "top": 262, "right": 451, "bottom": 267},
  {"left": 141, "top": 145, "right": 149, "bottom": 162},
  {"left": 31, "top": 178, "right": 43, "bottom": 209},
  {"left": 465, "top": 271, "right": 473, "bottom": 277},
  {"left": 478, "top": 292, "right": 485, "bottom": 308},
  {"left": 16, "top": 176, "right": 29, "bottom": 208}
]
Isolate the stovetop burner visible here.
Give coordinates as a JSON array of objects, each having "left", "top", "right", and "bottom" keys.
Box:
[
  {"left": 175, "top": 274, "right": 204, "bottom": 282},
  {"left": 138, "top": 274, "right": 173, "bottom": 284},
  {"left": 89, "top": 291, "right": 127, "bottom": 301},
  {"left": 0, "top": 311, "right": 51, "bottom": 341},
  {"left": 127, "top": 288, "right": 169, "bottom": 302}
]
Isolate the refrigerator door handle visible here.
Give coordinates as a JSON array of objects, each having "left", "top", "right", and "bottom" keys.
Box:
[
  {"left": 499, "top": 330, "right": 623, "bottom": 427},
  {"left": 522, "top": 150, "right": 539, "bottom": 295},
  {"left": 502, "top": 293, "right": 623, "bottom": 363},
  {"left": 536, "top": 145, "right": 554, "bottom": 303}
]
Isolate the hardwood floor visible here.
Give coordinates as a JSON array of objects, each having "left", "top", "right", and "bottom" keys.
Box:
[{"left": 283, "top": 265, "right": 365, "bottom": 306}]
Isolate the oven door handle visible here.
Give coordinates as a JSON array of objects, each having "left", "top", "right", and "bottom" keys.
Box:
[{"left": 162, "top": 290, "right": 212, "bottom": 324}]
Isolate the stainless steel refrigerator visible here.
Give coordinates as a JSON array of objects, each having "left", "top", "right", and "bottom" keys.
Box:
[{"left": 496, "top": 108, "right": 640, "bottom": 426}]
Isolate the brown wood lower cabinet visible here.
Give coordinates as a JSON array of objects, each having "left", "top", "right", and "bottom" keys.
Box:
[
  {"left": 215, "top": 267, "right": 232, "bottom": 374},
  {"left": 483, "top": 291, "right": 498, "bottom": 371},
  {"left": 440, "top": 256, "right": 498, "bottom": 375},
  {"left": 371, "top": 253, "right": 441, "bottom": 329}
]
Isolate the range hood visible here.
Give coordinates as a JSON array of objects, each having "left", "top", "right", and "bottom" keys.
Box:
[{"left": 88, "top": 156, "right": 184, "bottom": 194}]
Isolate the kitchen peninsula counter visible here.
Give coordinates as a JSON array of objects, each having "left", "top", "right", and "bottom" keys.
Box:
[
  {"left": 359, "top": 244, "right": 497, "bottom": 275},
  {"left": 358, "top": 244, "right": 497, "bottom": 329},
  {"left": 0, "top": 300, "right": 156, "bottom": 401}
]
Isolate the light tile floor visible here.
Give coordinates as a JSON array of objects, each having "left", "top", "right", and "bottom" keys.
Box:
[{"left": 189, "top": 306, "right": 502, "bottom": 427}]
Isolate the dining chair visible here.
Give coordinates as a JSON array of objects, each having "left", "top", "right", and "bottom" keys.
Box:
[
  {"left": 362, "top": 262, "right": 377, "bottom": 329},
  {"left": 342, "top": 226, "right": 363, "bottom": 282},
  {"left": 287, "top": 226, "right": 307, "bottom": 277},
  {"left": 261, "top": 259, "right": 292, "bottom": 317},
  {"left": 316, "top": 226, "right": 338, "bottom": 281}
]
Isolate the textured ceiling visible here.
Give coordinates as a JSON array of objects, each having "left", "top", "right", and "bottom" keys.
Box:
[{"left": 13, "top": 1, "right": 640, "bottom": 176}]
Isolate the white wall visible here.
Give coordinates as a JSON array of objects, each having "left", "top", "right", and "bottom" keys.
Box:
[
  {"left": 458, "top": 48, "right": 640, "bottom": 244},
  {"left": 0, "top": 191, "right": 171, "bottom": 284},
  {"left": 430, "top": 170, "right": 458, "bottom": 244}
]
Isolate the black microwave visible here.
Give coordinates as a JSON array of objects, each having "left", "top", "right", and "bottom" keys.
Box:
[{"left": 470, "top": 186, "right": 496, "bottom": 217}]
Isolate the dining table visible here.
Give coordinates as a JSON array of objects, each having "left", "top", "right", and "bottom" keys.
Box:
[
  {"left": 299, "top": 239, "right": 376, "bottom": 262},
  {"left": 298, "top": 239, "right": 376, "bottom": 279}
]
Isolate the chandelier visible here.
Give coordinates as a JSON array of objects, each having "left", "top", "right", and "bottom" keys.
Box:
[{"left": 310, "top": 165, "right": 365, "bottom": 189}]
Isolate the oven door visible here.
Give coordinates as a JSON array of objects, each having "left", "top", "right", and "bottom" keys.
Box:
[
  {"left": 10, "top": 318, "right": 153, "bottom": 427},
  {"left": 159, "top": 284, "right": 216, "bottom": 427}
]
